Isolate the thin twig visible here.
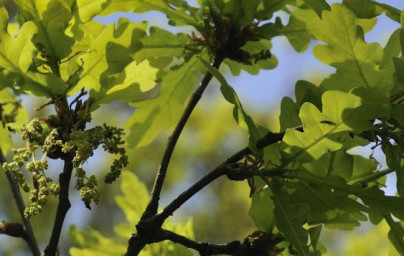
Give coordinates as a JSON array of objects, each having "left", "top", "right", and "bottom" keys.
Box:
[
  {"left": 1, "top": 151, "right": 41, "bottom": 256},
  {"left": 143, "top": 55, "right": 225, "bottom": 218},
  {"left": 44, "top": 157, "right": 74, "bottom": 256}
]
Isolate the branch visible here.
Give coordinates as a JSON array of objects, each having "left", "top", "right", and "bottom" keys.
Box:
[
  {"left": 143, "top": 55, "right": 225, "bottom": 218},
  {"left": 44, "top": 157, "right": 74, "bottom": 256},
  {"left": 159, "top": 229, "right": 284, "bottom": 256},
  {"left": 155, "top": 129, "right": 290, "bottom": 222},
  {"left": 127, "top": 130, "right": 290, "bottom": 255},
  {"left": 1, "top": 151, "right": 41, "bottom": 256},
  {"left": 126, "top": 234, "right": 148, "bottom": 256}
]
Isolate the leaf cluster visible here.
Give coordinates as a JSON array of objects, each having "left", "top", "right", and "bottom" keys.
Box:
[{"left": 1, "top": 0, "right": 404, "bottom": 255}]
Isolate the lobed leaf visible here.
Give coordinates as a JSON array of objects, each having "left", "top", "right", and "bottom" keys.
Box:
[
  {"left": 67, "top": 19, "right": 152, "bottom": 100},
  {"left": 302, "top": 0, "right": 330, "bottom": 17},
  {"left": 98, "top": 0, "right": 202, "bottom": 29},
  {"left": 311, "top": 4, "right": 392, "bottom": 93},
  {"left": 385, "top": 215, "right": 404, "bottom": 255},
  {"left": 126, "top": 55, "right": 206, "bottom": 148},
  {"left": 0, "top": 7, "right": 65, "bottom": 96},
  {"left": 283, "top": 179, "right": 368, "bottom": 230},
  {"left": 132, "top": 26, "right": 189, "bottom": 64},
  {"left": 343, "top": 0, "right": 401, "bottom": 22},
  {"left": 249, "top": 179, "right": 274, "bottom": 232},
  {"left": 70, "top": 171, "right": 194, "bottom": 256},
  {"left": 76, "top": 0, "right": 110, "bottom": 22},
  {"left": 224, "top": 40, "right": 278, "bottom": 75},
  {"left": 0, "top": 88, "right": 29, "bottom": 155},
  {"left": 14, "top": 0, "right": 75, "bottom": 60},
  {"left": 271, "top": 179, "right": 312, "bottom": 256},
  {"left": 198, "top": 56, "right": 261, "bottom": 154},
  {"left": 69, "top": 226, "right": 127, "bottom": 256},
  {"left": 282, "top": 90, "right": 376, "bottom": 163}
]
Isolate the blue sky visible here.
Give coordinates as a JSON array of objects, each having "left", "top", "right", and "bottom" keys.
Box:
[{"left": 94, "top": 0, "right": 404, "bottom": 114}]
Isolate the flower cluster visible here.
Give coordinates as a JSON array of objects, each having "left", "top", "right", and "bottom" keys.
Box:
[
  {"left": 63, "top": 124, "right": 128, "bottom": 209},
  {"left": 2, "top": 119, "right": 60, "bottom": 218},
  {"left": 2, "top": 116, "right": 128, "bottom": 216}
]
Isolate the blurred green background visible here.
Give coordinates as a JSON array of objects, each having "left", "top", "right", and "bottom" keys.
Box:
[{"left": 0, "top": 0, "right": 403, "bottom": 255}]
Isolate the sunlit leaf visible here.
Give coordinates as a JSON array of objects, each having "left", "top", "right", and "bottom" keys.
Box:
[
  {"left": 249, "top": 179, "right": 274, "bottom": 232},
  {"left": 68, "top": 19, "right": 148, "bottom": 96},
  {"left": 76, "top": 0, "right": 110, "bottom": 22},
  {"left": 312, "top": 4, "right": 391, "bottom": 93},
  {"left": 302, "top": 0, "right": 329, "bottom": 17},
  {"left": 69, "top": 226, "right": 127, "bottom": 256},
  {"left": 343, "top": 0, "right": 401, "bottom": 22},
  {"left": 0, "top": 88, "right": 28, "bottom": 155},
  {"left": 0, "top": 7, "right": 65, "bottom": 96},
  {"left": 99, "top": 0, "right": 202, "bottom": 29},
  {"left": 271, "top": 179, "right": 312, "bottom": 256},
  {"left": 385, "top": 216, "right": 404, "bottom": 255},
  {"left": 133, "top": 26, "right": 189, "bottom": 64},
  {"left": 14, "top": 0, "right": 75, "bottom": 59},
  {"left": 198, "top": 56, "right": 261, "bottom": 154},
  {"left": 126, "top": 55, "right": 205, "bottom": 148},
  {"left": 224, "top": 40, "right": 277, "bottom": 75}
]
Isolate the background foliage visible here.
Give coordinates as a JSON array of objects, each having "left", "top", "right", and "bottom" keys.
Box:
[{"left": 1, "top": 0, "right": 404, "bottom": 255}]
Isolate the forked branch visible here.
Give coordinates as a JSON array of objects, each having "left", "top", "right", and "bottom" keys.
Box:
[{"left": 143, "top": 55, "right": 225, "bottom": 218}]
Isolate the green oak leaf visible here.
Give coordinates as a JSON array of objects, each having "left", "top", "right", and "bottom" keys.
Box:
[
  {"left": 280, "top": 80, "right": 324, "bottom": 132},
  {"left": 98, "top": 0, "right": 202, "bottom": 29},
  {"left": 380, "top": 29, "right": 401, "bottom": 72},
  {"left": 76, "top": 0, "right": 111, "bottom": 22},
  {"left": 271, "top": 179, "right": 312, "bottom": 256},
  {"left": 354, "top": 185, "right": 404, "bottom": 221},
  {"left": 255, "top": 0, "right": 294, "bottom": 20},
  {"left": 249, "top": 179, "right": 275, "bottom": 232},
  {"left": 114, "top": 170, "right": 149, "bottom": 226},
  {"left": 69, "top": 226, "right": 127, "bottom": 256},
  {"left": 224, "top": 40, "right": 278, "bottom": 75},
  {"left": 198, "top": 56, "right": 261, "bottom": 154},
  {"left": 282, "top": 89, "right": 386, "bottom": 163},
  {"left": 213, "top": 0, "right": 261, "bottom": 27},
  {"left": 343, "top": 0, "right": 401, "bottom": 23},
  {"left": 284, "top": 180, "right": 368, "bottom": 230},
  {"left": 133, "top": 26, "right": 189, "bottom": 64},
  {"left": 0, "top": 7, "right": 65, "bottom": 96},
  {"left": 385, "top": 215, "right": 404, "bottom": 255},
  {"left": 68, "top": 19, "right": 148, "bottom": 95},
  {"left": 302, "top": 0, "right": 329, "bottom": 17},
  {"left": 70, "top": 171, "right": 194, "bottom": 256},
  {"left": 126, "top": 55, "right": 205, "bottom": 148},
  {"left": 279, "top": 97, "right": 301, "bottom": 132},
  {"left": 393, "top": 29, "right": 404, "bottom": 91},
  {"left": 90, "top": 60, "right": 159, "bottom": 107},
  {"left": 302, "top": 151, "right": 377, "bottom": 181},
  {"left": 294, "top": 171, "right": 404, "bottom": 223},
  {"left": 0, "top": 88, "right": 29, "bottom": 155},
  {"left": 312, "top": 4, "right": 391, "bottom": 92},
  {"left": 14, "top": 0, "right": 75, "bottom": 60},
  {"left": 276, "top": 7, "right": 319, "bottom": 52}
]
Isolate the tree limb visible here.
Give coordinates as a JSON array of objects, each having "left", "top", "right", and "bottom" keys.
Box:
[
  {"left": 159, "top": 229, "right": 284, "bottom": 256},
  {"left": 1, "top": 151, "right": 41, "bottom": 256},
  {"left": 44, "top": 156, "right": 74, "bottom": 256},
  {"left": 155, "top": 129, "right": 290, "bottom": 222},
  {"left": 143, "top": 55, "right": 225, "bottom": 218},
  {"left": 126, "top": 130, "right": 291, "bottom": 255}
]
